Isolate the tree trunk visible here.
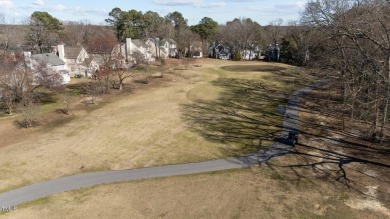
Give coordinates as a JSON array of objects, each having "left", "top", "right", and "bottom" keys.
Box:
[{"left": 379, "top": 54, "right": 390, "bottom": 142}]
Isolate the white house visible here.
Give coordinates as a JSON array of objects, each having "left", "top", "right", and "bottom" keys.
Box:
[
  {"left": 241, "top": 50, "right": 258, "bottom": 60},
  {"left": 112, "top": 38, "right": 155, "bottom": 66},
  {"left": 145, "top": 38, "right": 168, "bottom": 60},
  {"left": 190, "top": 41, "right": 203, "bottom": 58},
  {"left": 57, "top": 44, "right": 90, "bottom": 77},
  {"left": 160, "top": 39, "right": 178, "bottom": 58},
  {"left": 24, "top": 51, "right": 70, "bottom": 84}
]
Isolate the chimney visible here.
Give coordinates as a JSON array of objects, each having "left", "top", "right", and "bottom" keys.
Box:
[
  {"left": 125, "top": 38, "right": 132, "bottom": 61},
  {"left": 58, "top": 44, "right": 65, "bottom": 61},
  {"left": 23, "top": 51, "right": 32, "bottom": 69}
]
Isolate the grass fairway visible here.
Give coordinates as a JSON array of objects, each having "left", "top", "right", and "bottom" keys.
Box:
[{"left": 0, "top": 60, "right": 315, "bottom": 192}]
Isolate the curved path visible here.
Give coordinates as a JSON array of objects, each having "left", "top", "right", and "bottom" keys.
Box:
[{"left": 0, "top": 79, "right": 329, "bottom": 207}]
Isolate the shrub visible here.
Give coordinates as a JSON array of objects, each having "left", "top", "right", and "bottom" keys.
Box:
[{"left": 232, "top": 50, "right": 241, "bottom": 61}]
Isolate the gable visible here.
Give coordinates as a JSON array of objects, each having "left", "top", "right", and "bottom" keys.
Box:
[{"left": 131, "top": 39, "right": 146, "bottom": 48}]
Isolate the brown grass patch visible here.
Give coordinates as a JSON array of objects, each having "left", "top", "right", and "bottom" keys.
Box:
[
  {"left": 0, "top": 59, "right": 315, "bottom": 193},
  {"left": 3, "top": 161, "right": 388, "bottom": 219}
]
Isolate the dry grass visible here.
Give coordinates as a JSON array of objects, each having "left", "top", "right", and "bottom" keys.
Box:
[
  {"left": 0, "top": 60, "right": 314, "bottom": 193},
  {"left": 2, "top": 162, "right": 388, "bottom": 219},
  {"left": 2, "top": 60, "right": 388, "bottom": 218}
]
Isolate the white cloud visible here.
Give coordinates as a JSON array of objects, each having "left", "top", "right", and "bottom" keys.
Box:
[
  {"left": 52, "top": 4, "right": 66, "bottom": 11},
  {"left": 275, "top": 1, "right": 305, "bottom": 10},
  {"left": 154, "top": 0, "right": 203, "bottom": 6},
  {"left": 243, "top": 1, "right": 305, "bottom": 14},
  {"left": 154, "top": 0, "right": 226, "bottom": 9},
  {"left": 199, "top": 2, "right": 225, "bottom": 8},
  {"left": 223, "top": 0, "right": 263, "bottom": 2},
  {"left": 33, "top": 0, "right": 44, "bottom": 6},
  {"left": 73, "top": 7, "right": 108, "bottom": 16},
  {"left": 0, "top": 0, "right": 14, "bottom": 9}
]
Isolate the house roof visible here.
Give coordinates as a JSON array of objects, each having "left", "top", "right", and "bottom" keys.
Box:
[
  {"left": 161, "top": 38, "right": 176, "bottom": 45},
  {"left": 131, "top": 39, "right": 146, "bottom": 48},
  {"left": 31, "top": 53, "right": 65, "bottom": 66},
  {"left": 64, "top": 46, "right": 82, "bottom": 59}
]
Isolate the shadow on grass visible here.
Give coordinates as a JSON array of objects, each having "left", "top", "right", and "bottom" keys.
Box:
[
  {"left": 181, "top": 77, "right": 296, "bottom": 157},
  {"left": 66, "top": 82, "right": 90, "bottom": 95},
  {"left": 33, "top": 91, "right": 58, "bottom": 105},
  {"left": 221, "top": 65, "right": 287, "bottom": 72},
  {"left": 263, "top": 82, "right": 390, "bottom": 202}
]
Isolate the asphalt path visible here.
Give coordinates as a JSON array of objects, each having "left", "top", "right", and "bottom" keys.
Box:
[{"left": 0, "top": 79, "right": 329, "bottom": 208}]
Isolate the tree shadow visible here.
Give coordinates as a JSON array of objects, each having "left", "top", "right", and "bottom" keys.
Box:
[
  {"left": 181, "top": 77, "right": 295, "bottom": 156},
  {"left": 33, "top": 91, "right": 58, "bottom": 104},
  {"left": 261, "top": 82, "right": 390, "bottom": 203},
  {"left": 221, "top": 65, "right": 288, "bottom": 72},
  {"left": 263, "top": 141, "right": 390, "bottom": 204}
]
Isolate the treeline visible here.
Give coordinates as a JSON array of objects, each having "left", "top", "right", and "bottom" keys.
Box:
[
  {"left": 291, "top": 0, "right": 390, "bottom": 141},
  {"left": 1, "top": 2, "right": 389, "bottom": 138},
  {"left": 0, "top": 9, "right": 263, "bottom": 58},
  {"left": 103, "top": 8, "right": 263, "bottom": 58},
  {"left": 1, "top": 9, "right": 295, "bottom": 61}
]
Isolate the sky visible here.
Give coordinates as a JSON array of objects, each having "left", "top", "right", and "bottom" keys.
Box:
[{"left": 0, "top": 0, "right": 308, "bottom": 25}]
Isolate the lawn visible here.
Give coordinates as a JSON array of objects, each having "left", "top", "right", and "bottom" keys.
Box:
[
  {"left": 2, "top": 156, "right": 388, "bottom": 219},
  {"left": 1, "top": 60, "right": 388, "bottom": 219},
  {"left": 0, "top": 59, "right": 315, "bottom": 193}
]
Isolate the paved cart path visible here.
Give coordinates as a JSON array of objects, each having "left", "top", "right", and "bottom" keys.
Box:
[{"left": 0, "top": 79, "right": 329, "bottom": 207}]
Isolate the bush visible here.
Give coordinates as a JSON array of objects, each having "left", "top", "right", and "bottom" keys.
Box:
[{"left": 232, "top": 50, "right": 241, "bottom": 61}]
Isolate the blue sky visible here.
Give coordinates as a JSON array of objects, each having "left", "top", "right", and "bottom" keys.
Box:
[{"left": 0, "top": 0, "right": 308, "bottom": 25}]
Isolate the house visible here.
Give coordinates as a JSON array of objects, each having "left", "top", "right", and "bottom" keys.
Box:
[
  {"left": 57, "top": 44, "right": 90, "bottom": 77},
  {"left": 264, "top": 44, "right": 280, "bottom": 61},
  {"left": 112, "top": 38, "right": 155, "bottom": 66},
  {"left": 24, "top": 51, "right": 70, "bottom": 84},
  {"left": 189, "top": 41, "right": 203, "bottom": 58},
  {"left": 209, "top": 42, "right": 231, "bottom": 60},
  {"left": 145, "top": 38, "right": 170, "bottom": 60},
  {"left": 145, "top": 38, "right": 178, "bottom": 59},
  {"left": 241, "top": 46, "right": 261, "bottom": 60},
  {"left": 160, "top": 39, "right": 178, "bottom": 58}
]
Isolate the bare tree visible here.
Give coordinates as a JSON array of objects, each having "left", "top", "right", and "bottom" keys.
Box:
[
  {"left": 218, "top": 18, "right": 262, "bottom": 56},
  {"left": 0, "top": 53, "right": 34, "bottom": 114},
  {"left": 263, "top": 18, "right": 284, "bottom": 45},
  {"left": 1, "top": 52, "right": 66, "bottom": 114},
  {"left": 112, "top": 52, "right": 132, "bottom": 91},
  {"left": 301, "top": 0, "right": 390, "bottom": 141},
  {"left": 0, "top": 13, "right": 13, "bottom": 51},
  {"left": 18, "top": 102, "right": 40, "bottom": 128}
]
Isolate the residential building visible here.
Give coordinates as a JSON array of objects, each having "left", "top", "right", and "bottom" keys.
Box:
[
  {"left": 57, "top": 44, "right": 90, "bottom": 77},
  {"left": 25, "top": 51, "right": 70, "bottom": 84}
]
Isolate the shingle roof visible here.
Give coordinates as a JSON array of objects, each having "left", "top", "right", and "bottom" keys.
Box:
[
  {"left": 131, "top": 39, "right": 146, "bottom": 48},
  {"left": 64, "top": 46, "right": 82, "bottom": 59},
  {"left": 31, "top": 53, "right": 65, "bottom": 66},
  {"left": 161, "top": 38, "right": 176, "bottom": 45}
]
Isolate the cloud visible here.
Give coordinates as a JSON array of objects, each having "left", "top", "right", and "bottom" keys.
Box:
[
  {"left": 275, "top": 1, "right": 305, "bottom": 10},
  {"left": 33, "top": 0, "right": 44, "bottom": 6},
  {"left": 52, "top": 5, "right": 66, "bottom": 11},
  {"left": 154, "top": 0, "right": 225, "bottom": 9},
  {"left": 223, "top": 0, "right": 263, "bottom": 2},
  {"left": 72, "top": 7, "right": 108, "bottom": 16},
  {"left": 154, "top": 0, "right": 203, "bottom": 6},
  {"left": 243, "top": 1, "right": 305, "bottom": 14},
  {"left": 0, "top": 0, "right": 14, "bottom": 9},
  {"left": 199, "top": 2, "right": 226, "bottom": 8}
]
